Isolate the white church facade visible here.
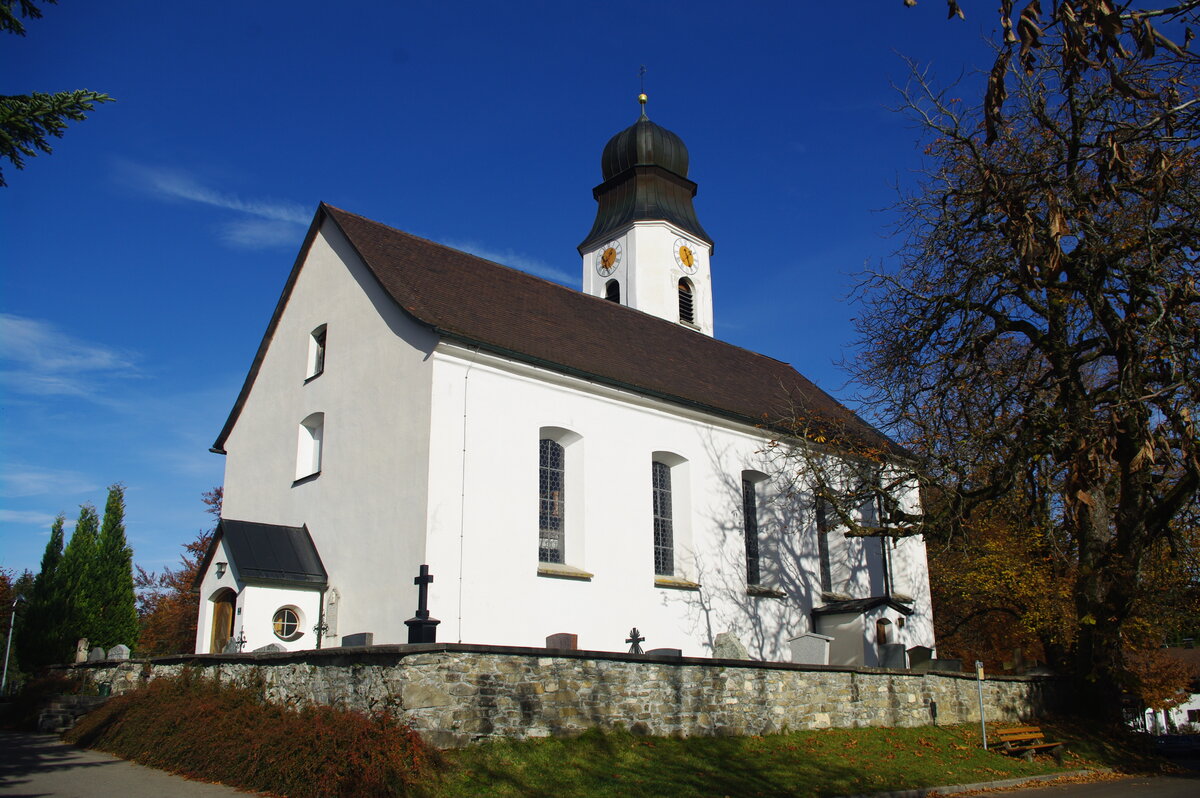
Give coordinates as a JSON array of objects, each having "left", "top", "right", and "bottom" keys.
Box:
[{"left": 195, "top": 100, "right": 936, "bottom": 667}]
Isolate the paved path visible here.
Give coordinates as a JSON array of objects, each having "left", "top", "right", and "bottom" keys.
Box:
[
  {"left": 0, "top": 731, "right": 253, "bottom": 797},
  {"left": 973, "top": 772, "right": 1199, "bottom": 797}
]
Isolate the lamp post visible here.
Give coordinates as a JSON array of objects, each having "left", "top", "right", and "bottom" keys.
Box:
[{"left": 2, "top": 595, "right": 25, "bottom": 696}]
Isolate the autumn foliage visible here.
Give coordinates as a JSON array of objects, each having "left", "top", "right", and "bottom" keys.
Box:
[{"left": 66, "top": 672, "right": 441, "bottom": 797}]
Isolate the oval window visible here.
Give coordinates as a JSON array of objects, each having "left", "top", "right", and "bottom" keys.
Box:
[{"left": 273, "top": 607, "right": 303, "bottom": 641}]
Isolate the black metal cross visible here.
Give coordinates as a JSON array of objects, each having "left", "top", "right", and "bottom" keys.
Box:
[
  {"left": 626, "top": 627, "right": 645, "bottom": 654},
  {"left": 413, "top": 563, "right": 434, "bottom": 619}
]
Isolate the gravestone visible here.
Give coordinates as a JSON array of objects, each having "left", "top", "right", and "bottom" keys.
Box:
[
  {"left": 87, "top": 646, "right": 105, "bottom": 662},
  {"left": 74, "top": 639, "right": 89, "bottom": 664},
  {"left": 789, "top": 632, "right": 834, "bottom": 665},
  {"left": 253, "top": 643, "right": 285, "bottom": 653},
  {"left": 647, "top": 647, "right": 682, "bottom": 657},
  {"left": 879, "top": 643, "right": 908, "bottom": 669},
  {"left": 907, "top": 645, "right": 934, "bottom": 671},
  {"left": 108, "top": 644, "right": 130, "bottom": 661},
  {"left": 222, "top": 640, "right": 240, "bottom": 654},
  {"left": 928, "top": 658, "right": 963, "bottom": 673},
  {"left": 545, "top": 633, "right": 578, "bottom": 650},
  {"left": 713, "top": 631, "right": 749, "bottom": 660},
  {"left": 341, "top": 632, "right": 374, "bottom": 647},
  {"left": 404, "top": 564, "right": 440, "bottom": 643}
]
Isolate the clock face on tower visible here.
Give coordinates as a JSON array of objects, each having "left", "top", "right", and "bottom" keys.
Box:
[
  {"left": 674, "top": 238, "right": 698, "bottom": 274},
  {"left": 595, "top": 241, "right": 623, "bottom": 277}
]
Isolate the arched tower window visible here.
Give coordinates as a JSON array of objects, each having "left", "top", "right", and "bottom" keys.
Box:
[
  {"left": 678, "top": 278, "right": 695, "bottom": 325},
  {"left": 604, "top": 279, "right": 621, "bottom": 303}
]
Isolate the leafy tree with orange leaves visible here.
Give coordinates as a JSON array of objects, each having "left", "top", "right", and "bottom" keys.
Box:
[{"left": 135, "top": 488, "right": 220, "bottom": 656}]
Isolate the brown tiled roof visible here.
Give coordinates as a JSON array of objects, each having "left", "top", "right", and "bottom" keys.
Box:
[{"left": 213, "top": 204, "right": 897, "bottom": 455}]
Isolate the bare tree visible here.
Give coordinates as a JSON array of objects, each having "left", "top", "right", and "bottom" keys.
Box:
[{"left": 850, "top": 1, "right": 1200, "bottom": 715}]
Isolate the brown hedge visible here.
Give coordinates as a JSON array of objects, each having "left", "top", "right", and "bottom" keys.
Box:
[{"left": 65, "top": 671, "right": 441, "bottom": 797}]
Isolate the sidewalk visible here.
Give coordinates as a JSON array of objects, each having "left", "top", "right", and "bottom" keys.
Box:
[{"left": 0, "top": 731, "right": 253, "bottom": 797}]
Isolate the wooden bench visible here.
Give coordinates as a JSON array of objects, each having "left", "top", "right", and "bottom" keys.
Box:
[{"left": 995, "top": 726, "right": 1065, "bottom": 762}]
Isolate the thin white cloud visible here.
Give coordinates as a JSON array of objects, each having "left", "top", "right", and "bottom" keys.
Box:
[
  {"left": 0, "top": 314, "right": 139, "bottom": 398},
  {"left": 443, "top": 239, "right": 574, "bottom": 285},
  {"left": 0, "top": 509, "right": 75, "bottom": 532},
  {"left": 120, "top": 162, "right": 309, "bottom": 249},
  {"left": 0, "top": 464, "right": 99, "bottom": 499}
]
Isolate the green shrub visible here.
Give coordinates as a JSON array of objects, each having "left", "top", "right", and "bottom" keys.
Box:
[{"left": 65, "top": 671, "right": 440, "bottom": 797}]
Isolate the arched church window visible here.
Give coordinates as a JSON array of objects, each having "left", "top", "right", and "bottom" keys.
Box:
[
  {"left": 605, "top": 279, "right": 620, "bottom": 303},
  {"left": 652, "top": 461, "right": 674, "bottom": 575},
  {"left": 741, "top": 473, "right": 765, "bottom": 586},
  {"left": 678, "top": 278, "right": 695, "bottom": 325},
  {"left": 539, "top": 438, "right": 566, "bottom": 563}
]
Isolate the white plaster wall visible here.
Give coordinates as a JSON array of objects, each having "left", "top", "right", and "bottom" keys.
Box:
[
  {"left": 580, "top": 221, "right": 714, "bottom": 336},
  {"left": 818, "top": 614, "right": 866, "bottom": 666},
  {"left": 194, "top": 536, "right": 241, "bottom": 654},
  {"left": 216, "top": 217, "right": 437, "bottom": 649},
  {"left": 422, "top": 345, "right": 936, "bottom": 662},
  {"left": 239, "top": 584, "right": 323, "bottom": 653}
]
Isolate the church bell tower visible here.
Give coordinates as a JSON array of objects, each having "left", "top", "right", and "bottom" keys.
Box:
[{"left": 579, "top": 94, "right": 715, "bottom": 336}]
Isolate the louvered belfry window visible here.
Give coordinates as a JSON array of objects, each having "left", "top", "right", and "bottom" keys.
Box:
[
  {"left": 652, "top": 461, "right": 674, "bottom": 575},
  {"left": 742, "top": 478, "right": 761, "bottom": 586},
  {"left": 539, "top": 438, "right": 565, "bottom": 563},
  {"left": 605, "top": 279, "right": 621, "bottom": 303},
  {"left": 678, "top": 279, "right": 695, "bottom": 324}
]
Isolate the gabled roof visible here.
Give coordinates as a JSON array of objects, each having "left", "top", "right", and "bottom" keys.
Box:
[
  {"left": 195, "top": 519, "right": 327, "bottom": 589},
  {"left": 213, "top": 203, "right": 898, "bottom": 456}
]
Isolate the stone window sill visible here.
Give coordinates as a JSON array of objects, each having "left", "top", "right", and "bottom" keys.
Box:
[
  {"left": 654, "top": 576, "right": 701, "bottom": 591},
  {"left": 537, "top": 563, "right": 593, "bottom": 581},
  {"left": 304, "top": 370, "right": 324, "bottom": 385},
  {"left": 292, "top": 471, "right": 321, "bottom": 487},
  {"left": 747, "top": 584, "right": 787, "bottom": 598}
]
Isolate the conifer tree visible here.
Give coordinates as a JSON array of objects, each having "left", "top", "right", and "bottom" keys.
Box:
[
  {"left": 18, "top": 514, "right": 69, "bottom": 669},
  {"left": 59, "top": 504, "right": 100, "bottom": 651},
  {"left": 92, "top": 484, "right": 138, "bottom": 650}
]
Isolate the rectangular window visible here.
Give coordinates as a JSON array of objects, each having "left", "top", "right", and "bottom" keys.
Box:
[
  {"left": 1189, "top": 709, "right": 1200, "bottom": 724},
  {"left": 742, "top": 478, "right": 760, "bottom": 585},
  {"left": 539, "top": 439, "right": 565, "bottom": 563},
  {"left": 652, "top": 461, "right": 674, "bottom": 576}
]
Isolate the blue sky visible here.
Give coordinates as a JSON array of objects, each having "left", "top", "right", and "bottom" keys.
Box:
[{"left": 1, "top": 1, "right": 998, "bottom": 577}]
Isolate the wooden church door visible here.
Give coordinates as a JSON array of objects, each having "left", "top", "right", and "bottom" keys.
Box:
[{"left": 210, "top": 591, "right": 236, "bottom": 653}]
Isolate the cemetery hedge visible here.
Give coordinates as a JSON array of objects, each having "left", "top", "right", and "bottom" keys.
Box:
[{"left": 63, "top": 671, "right": 442, "bottom": 797}]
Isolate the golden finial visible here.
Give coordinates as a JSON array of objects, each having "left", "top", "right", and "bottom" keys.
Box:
[{"left": 639, "top": 93, "right": 648, "bottom": 105}]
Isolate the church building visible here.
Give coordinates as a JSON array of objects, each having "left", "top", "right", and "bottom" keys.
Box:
[{"left": 195, "top": 97, "right": 936, "bottom": 666}]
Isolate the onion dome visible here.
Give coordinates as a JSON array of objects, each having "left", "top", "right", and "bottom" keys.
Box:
[
  {"left": 579, "top": 98, "right": 711, "bottom": 254},
  {"left": 600, "top": 111, "right": 690, "bottom": 181}
]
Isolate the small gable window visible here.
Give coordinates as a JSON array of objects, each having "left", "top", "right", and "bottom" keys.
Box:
[
  {"left": 605, "top": 279, "right": 621, "bottom": 303},
  {"left": 307, "top": 324, "right": 327, "bottom": 380},
  {"left": 678, "top": 279, "right": 695, "bottom": 325},
  {"left": 296, "top": 412, "right": 324, "bottom": 480}
]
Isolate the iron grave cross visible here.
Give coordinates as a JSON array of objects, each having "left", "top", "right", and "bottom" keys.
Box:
[{"left": 405, "top": 563, "right": 440, "bottom": 643}]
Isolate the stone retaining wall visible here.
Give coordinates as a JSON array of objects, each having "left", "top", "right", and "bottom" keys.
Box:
[{"left": 64, "top": 643, "right": 1063, "bottom": 748}]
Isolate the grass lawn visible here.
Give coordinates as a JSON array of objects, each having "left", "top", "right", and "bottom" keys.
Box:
[{"left": 423, "top": 720, "right": 1142, "bottom": 798}]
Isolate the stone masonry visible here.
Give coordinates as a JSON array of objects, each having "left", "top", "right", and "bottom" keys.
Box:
[{"left": 63, "top": 643, "right": 1063, "bottom": 748}]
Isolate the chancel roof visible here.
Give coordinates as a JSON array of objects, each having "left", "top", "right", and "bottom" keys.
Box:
[{"left": 212, "top": 203, "right": 898, "bottom": 457}]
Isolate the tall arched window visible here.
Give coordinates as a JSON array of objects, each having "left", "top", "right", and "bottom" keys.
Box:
[
  {"left": 742, "top": 475, "right": 762, "bottom": 586},
  {"left": 652, "top": 461, "right": 674, "bottom": 575},
  {"left": 296, "top": 412, "right": 324, "bottom": 480},
  {"left": 604, "top": 279, "right": 621, "bottom": 303},
  {"left": 678, "top": 278, "right": 695, "bottom": 324},
  {"left": 539, "top": 438, "right": 566, "bottom": 563}
]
